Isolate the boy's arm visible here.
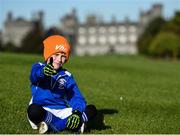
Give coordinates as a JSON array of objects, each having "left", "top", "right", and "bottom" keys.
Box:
[
  {"left": 66, "top": 75, "right": 87, "bottom": 113},
  {"left": 30, "top": 62, "right": 45, "bottom": 84}
]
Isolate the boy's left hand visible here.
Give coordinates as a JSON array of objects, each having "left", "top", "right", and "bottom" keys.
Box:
[{"left": 66, "top": 110, "right": 81, "bottom": 130}]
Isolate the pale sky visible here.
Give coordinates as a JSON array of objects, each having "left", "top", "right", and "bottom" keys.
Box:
[{"left": 0, "top": 0, "right": 180, "bottom": 30}]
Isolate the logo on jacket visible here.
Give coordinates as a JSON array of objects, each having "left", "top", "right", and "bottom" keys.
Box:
[{"left": 58, "top": 78, "right": 66, "bottom": 89}]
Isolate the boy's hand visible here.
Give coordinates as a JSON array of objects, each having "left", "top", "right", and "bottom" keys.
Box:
[
  {"left": 66, "top": 110, "right": 81, "bottom": 130},
  {"left": 43, "top": 57, "right": 57, "bottom": 76}
]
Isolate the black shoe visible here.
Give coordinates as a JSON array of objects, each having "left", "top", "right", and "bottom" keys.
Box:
[{"left": 85, "top": 105, "right": 97, "bottom": 120}]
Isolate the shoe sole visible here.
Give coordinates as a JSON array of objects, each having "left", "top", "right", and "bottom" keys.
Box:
[{"left": 39, "top": 122, "right": 48, "bottom": 134}]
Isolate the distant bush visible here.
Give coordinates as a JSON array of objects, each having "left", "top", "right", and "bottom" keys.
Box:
[
  {"left": 3, "top": 42, "right": 18, "bottom": 52},
  {"left": 148, "top": 32, "right": 180, "bottom": 60}
]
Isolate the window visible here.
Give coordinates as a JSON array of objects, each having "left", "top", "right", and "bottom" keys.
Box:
[
  {"left": 78, "top": 36, "right": 86, "bottom": 45},
  {"left": 99, "top": 36, "right": 107, "bottom": 44},
  {"left": 109, "top": 36, "right": 117, "bottom": 44},
  {"left": 88, "top": 27, "right": 96, "bottom": 34},
  {"left": 118, "top": 26, "right": 126, "bottom": 33},
  {"left": 78, "top": 27, "right": 86, "bottom": 34},
  {"left": 89, "top": 36, "right": 96, "bottom": 44},
  {"left": 129, "top": 35, "right": 137, "bottom": 42},
  {"left": 99, "top": 27, "right": 106, "bottom": 33},
  {"left": 109, "top": 26, "right": 116, "bottom": 33},
  {"left": 129, "top": 26, "right": 136, "bottom": 33},
  {"left": 119, "top": 35, "right": 127, "bottom": 43}
]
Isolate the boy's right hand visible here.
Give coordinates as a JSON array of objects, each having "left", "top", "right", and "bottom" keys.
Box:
[{"left": 43, "top": 57, "right": 57, "bottom": 76}]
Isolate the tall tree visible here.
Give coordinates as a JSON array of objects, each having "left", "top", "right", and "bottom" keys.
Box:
[
  {"left": 137, "top": 17, "right": 165, "bottom": 55},
  {"left": 162, "top": 11, "right": 180, "bottom": 35}
]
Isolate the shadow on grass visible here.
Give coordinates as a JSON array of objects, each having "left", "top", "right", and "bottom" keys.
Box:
[{"left": 86, "top": 108, "right": 118, "bottom": 132}]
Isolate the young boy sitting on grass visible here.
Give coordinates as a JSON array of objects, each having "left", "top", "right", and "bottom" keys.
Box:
[{"left": 27, "top": 35, "right": 97, "bottom": 133}]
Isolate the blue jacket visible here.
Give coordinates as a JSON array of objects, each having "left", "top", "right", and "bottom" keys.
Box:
[{"left": 29, "top": 62, "right": 86, "bottom": 113}]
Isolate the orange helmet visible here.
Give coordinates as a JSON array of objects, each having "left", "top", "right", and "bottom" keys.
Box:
[{"left": 43, "top": 35, "right": 71, "bottom": 62}]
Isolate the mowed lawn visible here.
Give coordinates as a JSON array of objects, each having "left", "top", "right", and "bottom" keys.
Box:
[{"left": 0, "top": 52, "right": 180, "bottom": 134}]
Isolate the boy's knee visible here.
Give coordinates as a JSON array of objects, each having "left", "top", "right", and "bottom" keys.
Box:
[
  {"left": 85, "top": 104, "right": 97, "bottom": 120},
  {"left": 27, "top": 104, "right": 46, "bottom": 125}
]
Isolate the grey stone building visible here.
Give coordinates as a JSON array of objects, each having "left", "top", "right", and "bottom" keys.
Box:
[
  {"left": 2, "top": 11, "right": 43, "bottom": 48},
  {"left": 2, "top": 4, "right": 162, "bottom": 55},
  {"left": 61, "top": 4, "right": 162, "bottom": 56},
  {"left": 75, "top": 4, "right": 162, "bottom": 56},
  {"left": 76, "top": 17, "right": 138, "bottom": 56}
]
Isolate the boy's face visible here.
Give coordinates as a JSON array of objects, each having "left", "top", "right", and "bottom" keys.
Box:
[{"left": 47, "top": 52, "right": 66, "bottom": 70}]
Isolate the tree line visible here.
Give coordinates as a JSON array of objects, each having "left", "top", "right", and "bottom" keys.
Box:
[
  {"left": 138, "top": 11, "right": 180, "bottom": 60},
  {"left": 0, "top": 11, "right": 180, "bottom": 60}
]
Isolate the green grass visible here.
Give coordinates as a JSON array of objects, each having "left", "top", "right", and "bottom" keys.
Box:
[{"left": 0, "top": 52, "right": 180, "bottom": 133}]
